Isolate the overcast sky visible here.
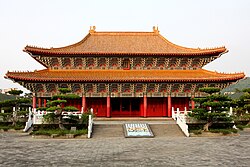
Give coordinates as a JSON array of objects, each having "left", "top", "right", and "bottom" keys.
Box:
[{"left": 0, "top": 0, "right": 249, "bottom": 93}]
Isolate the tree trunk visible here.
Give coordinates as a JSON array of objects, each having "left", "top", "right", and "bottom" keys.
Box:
[
  {"left": 12, "top": 111, "right": 17, "bottom": 126},
  {"left": 203, "top": 122, "right": 213, "bottom": 131},
  {"left": 58, "top": 115, "right": 65, "bottom": 130}
]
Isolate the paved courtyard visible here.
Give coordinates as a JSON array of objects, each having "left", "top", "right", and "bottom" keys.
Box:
[{"left": 0, "top": 131, "right": 250, "bottom": 167}]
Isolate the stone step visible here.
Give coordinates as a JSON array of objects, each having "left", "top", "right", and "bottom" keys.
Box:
[
  {"left": 92, "top": 124, "right": 123, "bottom": 138},
  {"left": 92, "top": 123, "right": 185, "bottom": 138},
  {"left": 94, "top": 117, "right": 173, "bottom": 121},
  {"left": 150, "top": 124, "right": 185, "bottom": 137}
]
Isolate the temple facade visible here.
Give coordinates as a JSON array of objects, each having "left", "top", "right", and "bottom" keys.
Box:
[{"left": 5, "top": 26, "right": 245, "bottom": 117}]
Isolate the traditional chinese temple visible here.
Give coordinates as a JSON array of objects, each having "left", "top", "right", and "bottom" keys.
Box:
[{"left": 5, "top": 26, "right": 245, "bottom": 117}]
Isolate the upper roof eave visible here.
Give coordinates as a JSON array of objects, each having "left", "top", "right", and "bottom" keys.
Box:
[
  {"left": 5, "top": 69, "right": 245, "bottom": 83},
  {"left": 23, "top": 28, "right": 227, "bottom": 57}
]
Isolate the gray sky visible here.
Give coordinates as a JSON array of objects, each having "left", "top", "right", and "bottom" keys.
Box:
[{"left": 0, "top": 0, "right": 249, "bottom": 93}]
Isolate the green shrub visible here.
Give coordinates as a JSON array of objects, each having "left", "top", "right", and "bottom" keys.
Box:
[
  {"left": 209, "top": 128, "right": 238, "bottom": 135},
  {"left": 43, "top": 113, "right": 56, "bottom": 123},
  {"left": 191, "top": 129, "right": 202, "bottom": 135},
  {"left": 236, "top": 125, "right": 245, "bottom": 130},
  {"left": 31, "top": 129, "right": 87, "bottom": 136}
]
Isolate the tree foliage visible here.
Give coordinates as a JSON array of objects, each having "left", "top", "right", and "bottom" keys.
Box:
[
  {"left": 234, "top": 88, "right": 250, "bottom": 123},
  {"left": 45, "top": 88, "right": 81, "bottom": 129},
  {"left": 188, "top": 87, "right": 233, "bottom": 131},
  {"left": 0, "top": 89, "right": 31, "bottom": 126},
  {"left": 7, "top": 90, "right": 23, "bottom": 96}
]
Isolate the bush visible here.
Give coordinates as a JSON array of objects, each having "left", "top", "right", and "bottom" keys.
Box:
[
  {"left": 190, "top": 129, "right": 202, "bottom": 135},
  {"left": 236, "top": 125, "right": 245, "bottom": 130},
  {"left": 209, "top": 128, "right": 238, "bottom": 135},
  {"left": 31, "top": 129, "right": 87, "bottom": 136},
  {"left": 43, "top": 113, "right": 56, "bottom": 123}
]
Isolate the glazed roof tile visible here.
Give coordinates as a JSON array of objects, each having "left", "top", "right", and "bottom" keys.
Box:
[
  {"left": 24, "top": 28, "right": 227, "bottom": 56},
  {"left": 5, "top": 69, "right": 245, "bottom": 83}
]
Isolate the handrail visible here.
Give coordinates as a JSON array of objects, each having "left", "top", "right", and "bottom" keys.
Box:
[{"left": 172, "top": 107, "right": 191, "bottom": 137}]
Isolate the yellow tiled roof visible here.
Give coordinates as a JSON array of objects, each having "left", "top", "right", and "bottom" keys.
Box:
[
  {"left": 24, "top": 29, "right": 227, "bottom": 56},
  {"left": 5, "top": 69, "right": 245, "bottom": 83}
]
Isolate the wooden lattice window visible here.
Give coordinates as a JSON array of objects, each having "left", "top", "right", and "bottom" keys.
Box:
[
  {"left": 98, "top": 84, "right": 106, "bottom": 93},
  {"left": 72, "top": 84, "right": 81, "bottom": 93},
  {"left": 135, "top": 84, "right": 143, "bottom": 92},
  {"left": 169, "top": 58, "right": 177, "bottom": 68},
  {"left": 62, "top": 58, "right": 71, "bottom": 68},
  {"left": 74, "top": 58, "right": 83, "bottom": 68},
  {"left": 157, "top": 57, "right": 165, "bottom": 68},
  {"left": 145, "top": 58, "right": 153, "bottom": 68},
  {"left": 87, "top": 57, "right": 95, "bottom": 67},
  {"left": 47, "top": 84, "right": 56, "bottom": 93},
  {"left": 159, "top": 84, "right": 167, "bottom": 93},
  {"left": 35, "top": 84, "right": 44, "bottom": 92},
  {"left": 99, "top": 57, "right": 106, "bottom": 68},
  {"left": 111, "top": 58, "right": 118, "bottom": 67},
  {"left": 133, "top": 57, "right": 141, "bottom": 69},
  {"left": 59, "top": 84, "right": 68, "bottom": 89},
  {"left": 122, "top": 84, "right": 131, "bottom": 92},
  {"left": 111, "top": 84, "right": 118, "bottom": 92},
  {"left": 51, "top": 58, "right": 59, "bottom": 68},
  {"left": 147, "top": 84, "right": 155, "bottom": 93},
  {"left": 122, "top": 58, "right": 130, "bottom": 70},
  {"left": 86, "top": 84, "right": 93, "bottom": 93}
]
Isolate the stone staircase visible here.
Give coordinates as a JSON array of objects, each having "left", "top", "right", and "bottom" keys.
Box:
[
  {"left": 91, "top": 118, "right": 185, "bottom": 138},
  {"left": 150, "top": 124, "right": 185, "bottom": 137},
  {"left": 92, "top": 124, "right": 124, "bottom": 138}
]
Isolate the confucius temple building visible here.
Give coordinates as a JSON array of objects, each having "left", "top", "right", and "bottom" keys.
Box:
[{"left": 5, "top": 26, "right": 245, "bottom": 117}]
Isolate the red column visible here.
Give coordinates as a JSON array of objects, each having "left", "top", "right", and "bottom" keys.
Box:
[
  {"left": 32, "top": 95, "right": 36, "bottom": 109},
  {"left": 43, "top": 99, "right": 47, "bottom": 107},
  {"left": 143, "top": 95, "right": 147, "bottom": 118},
  {"left": 107, "top": 96, "right": 110, "bottom": 117},
  {"left": 191, "top": 95, "right": 195, "bottom": 109},
  {"left": 163, "top": 97, "right": 167, "bottom": 117},
  {"left": 38, "top": 98, "right": 42, "bottom": 108},
  {"left": 82, "top": 96, "right": 86, "bottom": 113},
  {"left": 167, "top": 95, "right": 171, "bottom": 117}
]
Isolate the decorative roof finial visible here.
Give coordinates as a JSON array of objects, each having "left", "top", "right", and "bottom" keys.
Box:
[
  {"left": 153, "top": 26, "right": 159, "bottom": 34},
  {"left": 89, "top": 26, "right": 96, "bottom": 33}
]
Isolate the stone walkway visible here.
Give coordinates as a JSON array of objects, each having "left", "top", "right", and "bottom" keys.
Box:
[{"left": 0, "top": 130, "right": 250, "bottom": 167}]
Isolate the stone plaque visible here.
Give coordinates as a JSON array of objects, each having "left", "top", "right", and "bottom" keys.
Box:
[{"left": 123, "top": 123, "right": 154, "bottom": 138}]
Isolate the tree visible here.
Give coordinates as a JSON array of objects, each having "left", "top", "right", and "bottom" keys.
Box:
[
  {"left": 0, "top": 89, "right": 31, "bottom": 126},
  {"left": 45, "top": 88, "right": 81, "bottom": 130},
  {"left": 234, "top": 88, "right": 250, "bottom": 124},
  {"left": 188, "top": 87, "right": 233, "bottom": 131}
]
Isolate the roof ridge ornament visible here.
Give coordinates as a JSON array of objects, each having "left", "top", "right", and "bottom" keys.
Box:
[
  {"left": 153, "top": 26, "right": 159, "bottom": 34},
  {"left": 89, "top": 26, "right": 96, "bottom": 34}
]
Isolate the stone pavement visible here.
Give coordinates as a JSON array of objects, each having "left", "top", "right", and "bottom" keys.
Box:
[{"left": 0, "top": 131, "right": 250, "bottom": 167}]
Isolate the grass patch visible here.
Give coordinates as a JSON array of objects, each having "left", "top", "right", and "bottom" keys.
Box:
[
  {"left": 0, "top": 125, "right": 24, "bottom": 131},
  {"left": 31, "top": 129, "right": 87, "bottom": 136},
  {"left": 236, "top": 124, "right": 250, "bottom": 130},
  {"left": 190, "top": 129, "right": 202, "bottom": 135},
  {"left": 209, "top": 128, "right": 238, "bottom": 135}
]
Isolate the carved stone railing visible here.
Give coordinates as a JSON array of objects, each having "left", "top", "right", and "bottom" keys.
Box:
[
  {"left": 172, "top": 107, "right": 191, "bottom": 137},
  {"left": 32, "top": 110, "right": 82, "bottom": 124}
]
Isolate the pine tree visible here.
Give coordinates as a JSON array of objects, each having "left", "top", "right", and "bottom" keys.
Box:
[
  {"left": 46, "top": 88, "right": 80, "bottom": 130},
  {"left": 234, "top": 88, "right": 250, "bottom": 124},
  {"left": 189, "top": 87, "right": 232, "bottom": 131},
  {"left": 0, "top": 89, "right": 31, "bottom": 126}
]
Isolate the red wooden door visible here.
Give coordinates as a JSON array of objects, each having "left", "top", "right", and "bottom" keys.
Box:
[
  {"left": 172, "top": 97, "right": 190, "bottom": 112},
  {"left": 87, "top": 98, "right": 107, "bottom": 117},
  {"left": 111, "top": 98, "right": 141, "bottom": 117},
  {"left": 147, "top": 98, "right": 164, "bottom": 117}
]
